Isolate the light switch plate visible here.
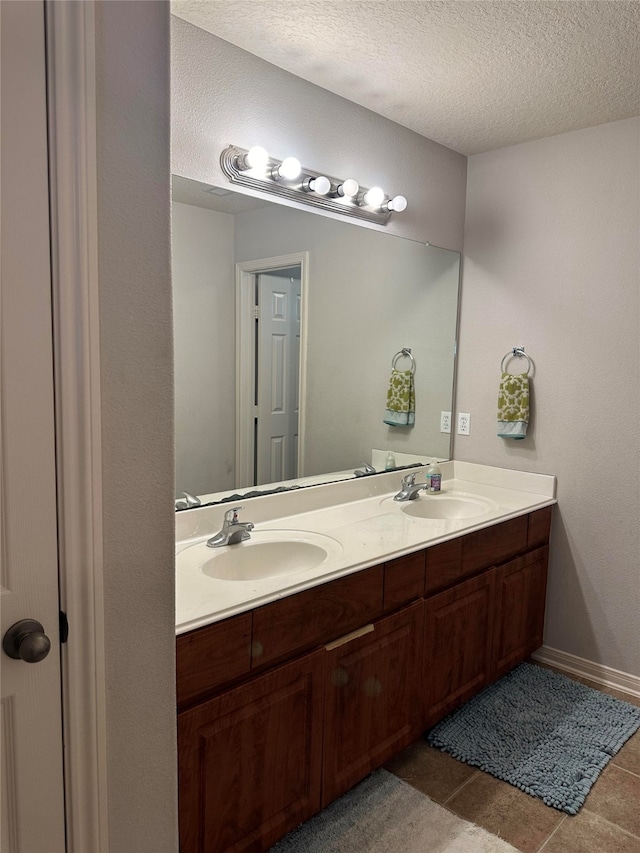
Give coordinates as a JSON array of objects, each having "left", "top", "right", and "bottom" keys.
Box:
[
  {"left": 457, "top": 412, "right": 471, "bottom": 435},
  {"left": 440, "top": 412, "right": 451, "bottom": 433}
]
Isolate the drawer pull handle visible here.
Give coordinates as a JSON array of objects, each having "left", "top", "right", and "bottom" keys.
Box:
[{"left": 325, "top": 623, "right": 374, "bottom": 651}]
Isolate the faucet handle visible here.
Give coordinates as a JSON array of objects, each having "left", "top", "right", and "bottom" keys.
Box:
[
  {"left": 224, "top": 506, "right": 243, "bottom": 523},
  {"left": 401, "top": 472, "right": 416, "bottom": 487}
]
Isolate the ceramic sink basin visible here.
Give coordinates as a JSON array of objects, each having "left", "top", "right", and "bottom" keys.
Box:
[
  {"left": 176, "top": 530, "right": 343, "bottom": 582},
  {"left": 399, "top": 493, "right": 497, "bottom": 520}
]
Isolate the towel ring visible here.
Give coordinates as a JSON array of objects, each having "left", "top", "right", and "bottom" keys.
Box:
[
  {"left": 501, "top": 347, "right": 532, "bottom": 375},
  {"left": 392, "top": 348, "right": 416, "bottom": 375}
]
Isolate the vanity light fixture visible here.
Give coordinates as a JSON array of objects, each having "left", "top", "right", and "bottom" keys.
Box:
[
  {"left": 303, "top": 175, "right": 331, "bottom": 196},
  {"left": 235, "top": 145, "right": 270, "bottom": 171},
  {"left": 359, "top": 186, "right": 386, "bottom": 208},
  {"left": 336, "top": 179, "right": 359, "bottom": 198},
  {"left": 220, "top": 144, "right": 407, "bottom": 225},
  {"left": 384, "top": 194, "right": 408, "bottom": 213},
  {"left": 273, "top": 156, "right": 302, "bottom": 181}
]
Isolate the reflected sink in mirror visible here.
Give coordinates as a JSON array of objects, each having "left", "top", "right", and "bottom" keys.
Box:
[
  {"left": 177, "top": 530, "right": 343, "bottom": 582},
  {"left": 383, "top": 492, "right": 498, "bottom": 520}
]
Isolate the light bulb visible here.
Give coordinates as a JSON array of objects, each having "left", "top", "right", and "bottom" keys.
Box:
[
  {"left": 337, "top": 179, "right": 359, "bottom": 198},
  {"left": 304, "top": 175, "right": 331, "bottom": 195},
  {"left": 236, "top": 145, "right": 269, "bottom": 171},
  {"left": 387, "top": 194, "right": 408, "bottom": 212},
  {"left": 362, "top": 186, "right": 385, "bottom": 208},
  {"left": 275, "top": 156, "right": 302, "bottom": 181}
]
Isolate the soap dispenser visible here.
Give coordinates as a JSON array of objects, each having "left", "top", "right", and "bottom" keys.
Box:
[
  {"left": 385, "top": 452, "right": 396, "bottom": 470},
  {"left": 426, "top": 459, "right": 442, "bottom": 493}
]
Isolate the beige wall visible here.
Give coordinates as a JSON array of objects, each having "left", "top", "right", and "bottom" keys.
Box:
[
  {"left": 95, "top": 2, "right": 177, "bottom": 850},
  {"left": 457, "top": 116, "right": 640, "bottom": 676},
  {"left": 171, "top": 17, "right": 467, "bottom": 253},
  {"left": 173, "top": 202, "right": 236, "bottom": 495}
]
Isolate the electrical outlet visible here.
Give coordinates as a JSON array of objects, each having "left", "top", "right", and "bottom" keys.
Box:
[
  {"left": 440, "top": 411, "right": 451, "bottom": 433},
  {"left": 457, "top": 412, "right": 471, "bottom": 435}
]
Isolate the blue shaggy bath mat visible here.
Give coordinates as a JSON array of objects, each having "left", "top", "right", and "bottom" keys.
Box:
[{"left": 427, "top": 662, "right": 640, "bottom": 815}]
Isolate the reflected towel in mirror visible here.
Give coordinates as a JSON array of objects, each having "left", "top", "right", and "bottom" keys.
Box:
[{"left": 384, "top": 369, "right": 415, "bottom": 427}]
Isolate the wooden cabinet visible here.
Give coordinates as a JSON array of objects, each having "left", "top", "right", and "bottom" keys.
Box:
[
  {"left": 383, "top": 551, "right": 425, "bottom": 610},
  {"left": 176, "top": 612, "right": 252, "bottom": 710},
  {"left": 178, "top": 650, "right": 324, "bottom": 853},
  {"left": 322, "top": 602, "right": 424, "bottom": 805},
  {"left": 423, "top": 571, "right": 496, "bottom": 727},
  {"left": 423, "top": 514, "right": 551, "bottom": 728},
  {"left": 177, "top": 506, "right": 553, "bottom": 852},
  {"left": 493, "top": 546, "right": 548, "bottom": 679},
  {"left": 251, "top": 565, "right": 384, "bottom": 670}
]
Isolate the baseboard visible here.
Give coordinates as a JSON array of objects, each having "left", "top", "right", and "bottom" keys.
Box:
[{"left": 531, "top": 645, "right": 640, "bottom": 699}]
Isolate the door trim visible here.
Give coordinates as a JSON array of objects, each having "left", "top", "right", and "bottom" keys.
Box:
[
  {"left": 46, "top": 3, "right": 109, "bottom": 850},
  {"left": 235, "top": 252, "right": 309, "bottom": 488}
]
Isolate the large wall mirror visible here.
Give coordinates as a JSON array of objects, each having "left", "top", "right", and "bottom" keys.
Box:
[{"left": 172, "top": 175, "right": 460, "bottom": 505}]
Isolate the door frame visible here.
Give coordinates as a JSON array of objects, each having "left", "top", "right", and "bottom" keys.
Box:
[
  {"left": 235, "top": 252, "right": 309, "bottom": 488},
  {"left": 46, "top": 3, "right": 109, "bottom": 850}
]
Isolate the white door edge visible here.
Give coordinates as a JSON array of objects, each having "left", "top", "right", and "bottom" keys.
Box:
[
  {"left": 235, "top": 252, "right": 309, "bottom": 487},
  {"left": 46, "top": 3, "right": 109, "bottom": 851}
]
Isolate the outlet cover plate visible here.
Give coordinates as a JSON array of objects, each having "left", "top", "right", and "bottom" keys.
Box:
[
  {"left": 440, "top": 411, "right": 451, "bottom": 433},
  {"left": 457, "top": 412, "right": 471, "bottom": 435}
]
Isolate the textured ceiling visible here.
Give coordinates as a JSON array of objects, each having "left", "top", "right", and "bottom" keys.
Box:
[{"left": 171, "top": 0, "right": 640, "bottom": 155}]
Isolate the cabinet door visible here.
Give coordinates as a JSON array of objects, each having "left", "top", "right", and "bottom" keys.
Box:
[
  {"left": 493, "top": 546, "right": 548, "bottom": 679},
  {"left": 178, "top": 650, "right": 324, "bottom": 853},
  {"left": 423, "top": 570, "right": 496, "bottom": 728},
  {"left": 322, "top": 601, "right": 424, "bottom": 807}
]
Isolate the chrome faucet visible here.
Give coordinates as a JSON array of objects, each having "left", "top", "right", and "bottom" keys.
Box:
[
  {"left": 393, "top": 472, "right": 429, "bottom": 501},
  {"left": 354, "top": 462, "right": 376, "bottom": 477},
  {"left": 206, "top": 507, "right": 255, "bottom": 548},
  {"left": 175, "top": 491, "right": 201, "bottom": 510}
]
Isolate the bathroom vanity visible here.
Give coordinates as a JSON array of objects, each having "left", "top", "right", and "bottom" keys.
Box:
[{"left": 175, "top": 463, "right": 555, "bottom": 853}]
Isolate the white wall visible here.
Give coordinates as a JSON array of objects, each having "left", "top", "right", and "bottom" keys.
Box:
[
  {"left": 171, "top": 17, "right": 467, "bottom": 253},
  {"left": 95, "top": 2, "right": 177, "bottom": 849},
  {"left": 457, "top": 116, "right": 640, "bottom": 676},
  {"left": 173, "top": 202, "right": 236, "bottom": 494}
]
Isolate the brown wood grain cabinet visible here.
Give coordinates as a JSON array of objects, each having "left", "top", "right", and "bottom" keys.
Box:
[
  {"left": 492, "top": 545, "right": 549, "bottom": 679},
  {"left": 176, "top": 612, "right": 252, "bottom": 710},
  {"left": 423, "top": 570, "right": 496, "bottom": 727},
  {"left": 178, "top": 650, "right": 324, "bottom": 853},
  {"left": 322, "top": 601, "right": 424, "bottom": 806},
  {"left": 251, "top": 565, "right": 384, "bottom": 670},
  {"left": 177, "top": 506, "right": 552, "bottom": 852}
]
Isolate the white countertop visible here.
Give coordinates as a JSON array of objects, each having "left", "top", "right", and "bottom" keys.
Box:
[{"left": 175, "top": 462, "right": 556, "bottom": 635}]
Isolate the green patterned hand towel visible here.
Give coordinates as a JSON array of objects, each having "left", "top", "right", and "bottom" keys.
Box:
[
  {"left": 384, "top": 369, "right": 415, "bottom": 427},
  {"left": 497, "top": 372, "right": 529, "bottom": 439}
]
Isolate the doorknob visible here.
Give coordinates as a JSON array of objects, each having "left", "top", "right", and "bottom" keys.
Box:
[{"left": 3, "top": 619, "right": 51, "bottom": 663}]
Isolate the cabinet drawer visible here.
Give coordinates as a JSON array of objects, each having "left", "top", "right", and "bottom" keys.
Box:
[
  {"left": 176, "top": 612, "right": 252, "bottom": 709},
  {"left": 252, "top": 565, "right": 384, "bottom": 669},
  {"left": 425, "top": 538, "right": 464, "bottom": 595},
  {"left": 527, "top": 506, "right": 553, "bottom": 549},
  {"left": 384, "top": 550, "right": 425, "bottom": 609},
  {"left": 462, "top": 516, "right": 528, "bottom": 575}
]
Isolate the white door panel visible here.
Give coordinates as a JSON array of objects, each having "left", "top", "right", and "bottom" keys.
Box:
[
  {"left": 1, "top": 2, "right": 66, "bottom": 850},
  {"left": 256, "top": 272, "right": 301, "bottom": 485}
]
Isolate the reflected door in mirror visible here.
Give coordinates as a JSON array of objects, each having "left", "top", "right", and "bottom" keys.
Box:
[{"left": 256, "top": 269, "right": 301, "bottom": 485}]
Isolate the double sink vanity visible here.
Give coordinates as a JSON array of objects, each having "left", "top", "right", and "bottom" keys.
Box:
[{"left": 175, "top": 461, "right": 556, "bottom": 852}]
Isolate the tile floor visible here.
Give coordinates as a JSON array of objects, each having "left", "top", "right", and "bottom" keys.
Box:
[{"left": 385, "top": 664, "right": 640, "bottom": 853}]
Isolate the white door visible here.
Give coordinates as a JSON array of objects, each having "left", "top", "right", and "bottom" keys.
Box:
[
  {"left": 1, "top": 2, "right": 66, "bottom": 850},
  {"left": 256, "top": 271, "right": 301, "bottom": 485}
]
